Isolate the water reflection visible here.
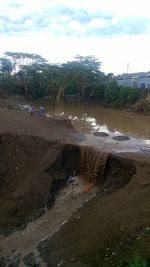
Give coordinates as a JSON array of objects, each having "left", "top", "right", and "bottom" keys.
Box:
[
  {"left": 39, "top": 101, "right": 150, "bottom": 140},
  {"left": 145, "top": 139, "right": 150, "bottom": 145}
]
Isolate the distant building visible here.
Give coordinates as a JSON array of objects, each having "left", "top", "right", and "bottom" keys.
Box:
[{"left": 116, "top": 72, "right": 150, "bottom": 89}]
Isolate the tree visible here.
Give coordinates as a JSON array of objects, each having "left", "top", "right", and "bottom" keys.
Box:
[
  {"left": 24, "top": 63, "right": 49, "bottom": 98},
  {"left": 0, "top": 57, "right": 15, "bottom": 92},
  {"left": 0, "top": 57, "right": 13, "bottom": 75},
  {"left": 4, "top": 52, "right": 47, "bottom": 96},
  {"left": 45, "top": 64, "right": 74, "bottom": 108},
  {"left": 64, "top": 55, "right": 104, "bottom": 100},
  {"left": 104, "top": 81, "right": 120, "bottom": 103}
]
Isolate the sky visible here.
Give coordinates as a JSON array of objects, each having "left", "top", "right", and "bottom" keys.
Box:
[{"left": 1, "top": 0, "right": 150, "bottom": 75}]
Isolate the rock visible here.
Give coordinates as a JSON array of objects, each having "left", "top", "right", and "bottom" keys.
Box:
[
  {"left": 94, "top": 132, "right": 109, "bottom": 137},
  {"left": 57, "top": 260, "right": 64, "bottom": 266},
  {"left": 112, "top": 135, "right": 130, "bottom": 141}
]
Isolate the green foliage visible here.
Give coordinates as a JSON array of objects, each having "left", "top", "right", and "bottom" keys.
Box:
[
  {"left": 117, "top": 256, "right": 149, "bottom": 267},
  {"left": 63, "top": 55, "right": 104, "bottom": 100},
  {"left": 2, "top": 52, "right": 48, "bottom": 96},
  {"left": 104, "top": 81, "right": 120, "bottom": 103},
  {"left": 118, "top": 87, "right": 140, "bottom": 105},
  {"left": 133, "top": 99, "right": 150, "bottom": 113},
  {"left": 0, "top": 51, "right": 142, "bottom": 109},
  {"left": 93, "top": 256, "right": 149, "bottom": 267},
  {"left": 94, "top": 83, "right": 106, "bottom": 100},
  {"left": 0, "top": 57, "right": 13, "bottom": 74},
  {"left": 102, "top": 82, "right": 140, "bottom": 106}
]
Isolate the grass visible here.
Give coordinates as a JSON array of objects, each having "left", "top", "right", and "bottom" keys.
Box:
[
  {"left": 117, "top": 256, "right": 149, "bottom": 267},
  {"left": 93, "top": 255, "right": 150, "bottom": 267}
]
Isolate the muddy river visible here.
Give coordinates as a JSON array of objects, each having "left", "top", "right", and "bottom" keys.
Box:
[{"left": 39, "top": 102, "right": 150, "bottom": 140}]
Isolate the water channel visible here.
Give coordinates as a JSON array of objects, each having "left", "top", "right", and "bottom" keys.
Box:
[{"left": 39, "top": 102, "right": 150, "bottom": 141}]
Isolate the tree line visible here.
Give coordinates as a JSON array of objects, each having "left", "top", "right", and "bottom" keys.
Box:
[{"left": 0, "top": 52, "right": 140, "bottom": 107}]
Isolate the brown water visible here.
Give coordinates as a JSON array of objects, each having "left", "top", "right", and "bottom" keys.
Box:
[{"left": 39, "top": 102, "right": 150, "bottom": 140}]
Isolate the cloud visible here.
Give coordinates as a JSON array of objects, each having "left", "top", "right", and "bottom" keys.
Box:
[
  {"left": 1, "top": 0, "right": 150, "bottom": 75},
  {"left": 1, "top": 32, "right": 150, "bottom": 75},
  {"left": 87, "top": 17, "right": 150, "bottom": 37},
  {"left": 1, "top": 0, "right": 150, "bottom": 37}
]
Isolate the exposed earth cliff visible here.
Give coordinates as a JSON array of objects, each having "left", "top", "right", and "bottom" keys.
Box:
[{"left": 0, "top": 105, "right": 149, "bottom": 267}]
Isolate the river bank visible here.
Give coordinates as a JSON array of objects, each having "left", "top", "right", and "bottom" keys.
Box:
[
  {"left": 0, "top": 90, "right": 150, "bottom": 117},
  {"left": 0, "top": 106, "right": 149, "bottom": 267},
  {"left": 0, "top": 88, "right": 150, "bottom": 266}
]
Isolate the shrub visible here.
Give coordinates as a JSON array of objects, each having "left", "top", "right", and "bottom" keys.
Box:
[{"left": 118, "top": 256, "right": 149, "bottom": 267}]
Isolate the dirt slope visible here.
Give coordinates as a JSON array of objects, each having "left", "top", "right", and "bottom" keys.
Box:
[
  {"left": 0, "top": 133, "right": 60, "bottom": 233},
  {"left": 39, "top": 154, "right": 150, "bottom": 267},
  {"left": 0, "top": 108, "right": 84, "bottom": 143},
  {"left": 0, "top": 108, "right": 85, "bottom": 234},
  {"left": 0, "top": 107, "right": 149, "bottom": 267}
]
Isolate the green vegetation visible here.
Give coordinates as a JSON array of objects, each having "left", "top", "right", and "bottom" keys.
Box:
[
  {"left": 117, "top": 257, "right": 149, "bottom": 267},
  {"left": 93, "top": 256, "right": 150, "bottom": 267},
  {"left": 103, "top": 82, "right": 140, "bottom": 106},
  {"left": 133, "top": 99, "right": 150, "bottom": 114},
  {"left": 0, "top": 51, "right": 146, "bottom": 110}
]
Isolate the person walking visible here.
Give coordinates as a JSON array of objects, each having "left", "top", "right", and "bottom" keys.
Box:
[
  {"left": 29, "top": 106, "right": 35, "bottom": 117},
  {"left": 34, "top": 258, "right": 40, "bottom": 267},
  {"left": 39, "top": 106, "right": 45, "bottom": 116}
]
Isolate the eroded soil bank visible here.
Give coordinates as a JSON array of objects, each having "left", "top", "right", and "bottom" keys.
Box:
[
  {"left": 0, "top": 132, "right": 136, "bottom": 234},
  {"left": 40, "top": 153, "right": 150, "bottom": 267},
  {"left": 0, "top": 108, "right": 149, "bottom": 267}
]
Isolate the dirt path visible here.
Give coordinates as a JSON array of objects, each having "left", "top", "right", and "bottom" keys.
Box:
[
  {"left": 0, "top": 177, "right": 98, "bottom": 265},
  {"left": 0, "top": 108, "right": 84, "bottom": 143}
]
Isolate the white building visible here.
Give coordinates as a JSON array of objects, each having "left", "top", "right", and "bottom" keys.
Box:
[{"left": 116, "top": 72, "right": 150, "bottom": 89}]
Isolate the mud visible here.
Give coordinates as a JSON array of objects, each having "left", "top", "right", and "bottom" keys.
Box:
[
  {"left": 0, "top": 133, "right": 136, "bottom": 234},
  {"left": 38, "top": 154, "right": 150, "bottom": 267},
  {"left": 0, "top": 107, "right": 149, "bottom": 267},
  {"left": 0, "top": 133, "right": 59, "bottom": 234}
]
